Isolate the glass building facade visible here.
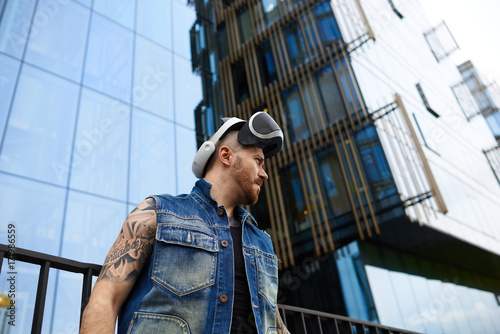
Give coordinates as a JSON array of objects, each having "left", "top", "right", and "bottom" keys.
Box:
[
  {"left": 190, "top": 0, "right": 500, "bottom": 333},
  {"left": 0, "top": 0, "right": 201, "bottom": 332}
]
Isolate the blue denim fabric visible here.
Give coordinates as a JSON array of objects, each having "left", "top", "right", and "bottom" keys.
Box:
[{"left": 118, "top": 179, "right": 279, "bottom": 334}]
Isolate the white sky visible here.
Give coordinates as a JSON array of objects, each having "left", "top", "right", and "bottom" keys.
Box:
[{"left": 419, "top": 0, "right": 500, "bottom": 84}]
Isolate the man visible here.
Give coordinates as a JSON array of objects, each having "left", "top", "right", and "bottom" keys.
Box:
[{"left": 80, "top": 112, "right": 290, "bottom": 333}]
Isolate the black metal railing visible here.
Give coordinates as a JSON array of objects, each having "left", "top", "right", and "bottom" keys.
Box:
[
  {"left": 278, "top": 304, "right": 421, "bottom": 334},
  {"left": 1, "top": 244, "right": 420, "bottom": 334}
]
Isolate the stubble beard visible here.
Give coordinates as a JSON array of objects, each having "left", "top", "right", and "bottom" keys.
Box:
[{"left": 231, "top": 156, "right": 260, "bottom": 206}]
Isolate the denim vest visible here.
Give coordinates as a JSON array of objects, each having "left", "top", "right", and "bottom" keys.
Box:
[{"left": 118, "top": 179, "right": 279, "bottom": 334}]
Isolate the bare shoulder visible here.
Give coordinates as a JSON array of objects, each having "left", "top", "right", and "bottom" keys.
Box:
[{"left": 97, "top": 197, "right": 157, "bottom": 283}]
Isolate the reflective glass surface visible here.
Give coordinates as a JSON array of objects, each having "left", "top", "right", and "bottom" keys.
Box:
[
  {"left": 175, "top": 125, "right": 197, "bottom": 194},
  {"left": 282, "top": 85, "right": 309, "bottom": 142},
  {"left": 174, "top": 56, "right": 202, "bottom": 129},
  {"left": 0, "top": 0, "right": 36, "bottom": 58},
  {"left": 0, "top": 64, "right": 79, "bottom": 185},
  {"left": 84, "top": 13, "right": 133, "bottom": 101},
  {"left": 129, "top": 108, "right": 176, "bottom": 204},
  {"left": 0, "top": 54, "right": 20, "bottom": 135},
  {"left": 0, "top": 173, "right": 65, "bottom": 255},
  {"left": 237, "top": 6, "right": 253, "bottom": 44},
  {"left": 24, "top": 0, "right": 89, "bottom": 81},
  {"left": 69, "top": 88, "right": 130, "bottom": 200},
  {"left": 134, "top": 35, "right": 174, "bottom": 120},
  {"left": 173, "top": 0, "right": 195, "bottom": 59},
  {"left": 136, "top": 0, "right": 172, "bottom": 50},
  {"left": 61, "top": 190, "right": 126, "bottom": 263},
  {"left": 261, "top": 0, "right": 279, "bottom": 26},
  {"left": 93, "top": 0, "right": 135, "bottom": 30}
]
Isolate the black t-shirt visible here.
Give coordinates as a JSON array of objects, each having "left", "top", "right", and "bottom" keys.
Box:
[{"left": 230, "top": 225, "right": 257, "bottom": 334}]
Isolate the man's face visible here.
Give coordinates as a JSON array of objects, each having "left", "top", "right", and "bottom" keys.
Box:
[{"left": 230, "top": 146, "right": 268, "bottom": 205}]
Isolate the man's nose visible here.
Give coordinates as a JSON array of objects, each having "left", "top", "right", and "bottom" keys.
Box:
[{"left": 259, "top": 167, "right": 268, "bottom": 181}]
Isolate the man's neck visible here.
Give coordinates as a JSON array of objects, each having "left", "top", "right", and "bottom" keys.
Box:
[{"left": 205, "top": 175, "right": 237, "bottom": 218}]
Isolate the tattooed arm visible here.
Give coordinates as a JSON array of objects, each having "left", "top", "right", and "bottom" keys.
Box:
[
  {"left": 80, "top": 198, "right": 156, "bottom": 334},
  {"left": 277, "top": 309, "right": 291, "bottom": 334}
]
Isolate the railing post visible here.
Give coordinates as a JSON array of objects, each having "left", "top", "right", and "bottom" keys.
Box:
[
  {"left": 32, "top": 261, "right": 50, "bottom": 334},
  {"left": 80, "top": 267, "right": 94, "bottom": 326}
]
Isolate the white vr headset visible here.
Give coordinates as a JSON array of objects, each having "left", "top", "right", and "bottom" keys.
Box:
[{"left": 192, "top": 111, "right": 284, "bottom": 179}]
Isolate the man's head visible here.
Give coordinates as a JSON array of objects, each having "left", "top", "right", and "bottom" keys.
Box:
[
  {"left": 191, "top": 112, "right": 283, "bottom": 205},
  {"left": 192, "top": 111, "right": 283, "bottom": 179}
]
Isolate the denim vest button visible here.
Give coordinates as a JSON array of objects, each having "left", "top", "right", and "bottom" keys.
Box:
[
  {"left": 220, "top": 294, "right": 228, "bottom": 303},
  {"left": 221, "top": 240, "right": 228, "bottom": 247},
  {"left": 217, "top": 208, "right": 224, "bottom": 216}
]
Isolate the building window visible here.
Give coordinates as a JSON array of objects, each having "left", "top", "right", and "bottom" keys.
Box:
[
  {"left": 281, "top": 163, "right": 311, "bottom": 234},
  {"left": 261, "top": 0, "right": 279, "bottom": 26},
  {"left": 313, "top": 1, "right": 342, "bottom": 45},
  {"left": 217, "top": 24, "right": 229, "bottom": 59},
  {"left": 284, "top": 24, "right": 309, "bottom": 67},
  {"left": 416, "top": 83, "right": 440, "bottom": 118},
  {"left": 257, "top": 40, "right": 278, "bottom": 87},
  {"left": 315, "top": 65, "right": 347, "bottom": 124},
  {"left": 423, "top": 21, "right": 459, "bottom": 63},
  {"left": 232, "top": 60, "right": 249, "bottom": 104},
  {"left": 282, "top": 85, "right": 309, "bottom": 142},
  {"left": 237, "top": 5, "right": 254, "bottom": 44}
]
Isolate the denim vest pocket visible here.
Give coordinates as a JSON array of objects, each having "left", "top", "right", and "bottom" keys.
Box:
[
  {"left": 126, "top": 312, "right": 190, "bottom": 334},
  {"left": 153, "top": 223, "right": 218, "bottom": 296},
  {"left": 256, "top": 250, "right": 279, "bottom": 309}
]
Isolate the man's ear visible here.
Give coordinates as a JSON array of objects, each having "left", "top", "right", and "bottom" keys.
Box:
[{"left": 218, "top": 146, "right": 232, "bottom": 166}]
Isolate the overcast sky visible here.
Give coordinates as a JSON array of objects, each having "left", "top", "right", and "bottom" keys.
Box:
[{"left": 419, "top": 0, "right": 500, "bottom": 84}]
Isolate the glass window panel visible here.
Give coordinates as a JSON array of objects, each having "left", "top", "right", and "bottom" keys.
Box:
[
  {"left": 48, "top": 271, "right": 84, "bottom": 334},
  {"left": 281, "top": 163, "right": 310, "bottom": 234},
  {"left": 0, "top": 54, "right": 20, "bottom": 135},
  {"left": 0, "top": 0, "right": 36, "bottom": 58},
  {"left": 173, "top": 0, "right": 195, "bottom": 59},
  {"left": 93, "top": 0, "right": 135, "bottom": 30},
  {"left": 83, "top": 14, "right": 133, "bottom": 102},
  {"left": 175, "top": 125, "right": 197, "bottom": 194},
  {"left": 285, "top": 24, "right": 308, "bottom": 67},
  {"left": 136, "top": 0, "right": 172, "bottom": 50},
  {"left": 237, "top": 6, "right": 253, "bottom": 44},
  {"left": 232, "top": 60, "right": 249, "bottom": 104},
  {"left": 62, "top": 190, "right": 126, "bottom": 263},
  {"left": 0, "top": 261, "right": 58, "bottom": 334},
  {"left": 257, "top": 40, "right": 277, "bottom": 86},
  {"left": 282, "top": 85, "right": 309, "bottom": 142},
  {"left": 129, "top": 108, "right": 176, "bottom": 204},
  {"left": 365, "top": 265, "right": 405, "bottom": 329},
  {"left": 134, "top": 35, "right": 174, "bottom": 120},
  {"left": 314, "top": 2, "right": 341, "bottom": 44},
  {"left": 69, "top": 88, "right": 130, "bottom": 200},
  {"left": 217, "top": 24, "right": 229, "bottom": 59},
  {"left": 0, "top": 173, "right": 65, "bottom": 255},
  {"left": 316, "top": 66, "right": 347, "bottom": 123},
  {"left": 316, "top": 147, "right": 351, "bottom": 217},
  {"left": 73, "top": 0, "right": 91, "bottom": 7},
  {"left": 174, "top": 56, "right": 201, "bottom": 128},
  {"left": 261, "top": 0, "right": 279, "bottom": 26},
  {"left": 24, "top": 0, "right": 89, "bottom": 81},
  {"left": 0, "top": 64, "right": 79, "bottom": 185}
]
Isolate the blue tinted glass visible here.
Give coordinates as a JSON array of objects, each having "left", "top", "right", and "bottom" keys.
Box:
[
  {"left": 61, "top": 190, "right": 126, "bottom": 263},
  {"left": 84, "top": 14, "right": 133, "bottom": 102},
  {"left": 134, "top": 35, "right": 174, "bottom": 120},
  {"left": 137, "top": 0, "right": 172, "bottom": 50},
  {"left": 174, "top": 56, "right": 201, "bottom": 128},
  {"left": 69, "top": 88, "right": 130, "bottom": 200},
  {"left": 0, "top": 261, "right": 58, "bottom": 333},
  {"left": 73, "top": 0, "right": 92, "bottom": 7},
  {"left": 129, "top": 108, "right": 176, "bottom": 204},
  {"left": 0, "top": 0, "right": 36, "bottom": 58},
  {"left": 0, "top": 174, "right": 65, "bottom": 255},
  {"left": 283, "top": 86, "right": 309, "bottom": 142},
  {"left": 317, "top": 66, "right": 346, "bottom": 123},
  {"left": 175, "top": 125, "right": 197, "bottom": 194},
  {"left": 261, "top": 0, "right": 279, "bottom": 26},
  {"left": 24, "top": 0, "right": 90, "bottom": 81},
  {"left": 49, "top": 271, "right": 85, "bottom": 334},
  {"left": 172, "top": 0, "right": 195, "bottom": 59},
  {"left": 0, "top": 64, "right": 79, "bottom": 185},
  {"left": 93, "top": 0, "right": 135, "bottom": 30},
  {"left": 314, "top": 2, "right": 341, "bottom": 43},
  {"left": 0, "top": 54, "right": 20, "bottom": 135}
]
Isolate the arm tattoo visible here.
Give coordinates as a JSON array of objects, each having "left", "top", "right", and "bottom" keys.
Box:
[
  {"left": 97, "top": 198, "right": 156, "bottom": 283},
  {"left": 277, "top": 310, "right": 291, "bottom": 334}
]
